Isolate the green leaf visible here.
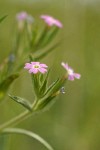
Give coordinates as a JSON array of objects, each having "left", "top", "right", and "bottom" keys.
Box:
[
  {"left": 44, "top": 78, "right": 60, "bottom": 96},
  {"left": 8, "top": 94, "right": 32, "bottom": 111},
  {"left": 33, "top": 75, "right": 67, "bottom": 110},
  {"left": 0, "top": 74, "right": 19, "bottom": 91},
  {"left": 2, "top": 128, "right": 54, "bottom": 150},
  {"left": 45, "top": 75, "right": 67, "bottom": 97},
  {"left": 0, "top": 74, "right": 19, "bottom": 101},
  {"left": 0, "top": 15, "right": 7, "bottom": 23}
]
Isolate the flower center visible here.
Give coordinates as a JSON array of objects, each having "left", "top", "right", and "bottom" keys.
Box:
[
  {"left": 68, "top": 69, "right": 73, "bottom": 75},
  {"left": 33, "top": 65, "right": 40, "bottom": 68}
]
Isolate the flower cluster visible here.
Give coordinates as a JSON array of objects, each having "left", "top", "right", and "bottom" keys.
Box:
[{"left": 24, "top": 61, "right": 81, "bottom": 81}]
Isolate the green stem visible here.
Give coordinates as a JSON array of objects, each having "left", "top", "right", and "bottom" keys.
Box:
[
  {"left": 2, "top": 128, "right": 54, "bottom": 150},
  {"left": 0, "top": 110, "right": 30, "bottom": 131}
]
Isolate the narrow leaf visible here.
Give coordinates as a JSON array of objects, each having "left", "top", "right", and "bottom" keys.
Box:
[
  {"left": 2, "top": 128, "right": 54, "bottom": 150},
  {"left": 34, "top": 75, "right": 67, "bottom": 110},
  {"left": 45, "top": 75, "right": 67, "bottom": 97},
  {"left": 0, "top": 15, "right": 7, "bottom": 23},
  {"left": 8, "top": 94, "right": 32, "bottom": 111},
  {"left": 44, "top": 78, "right": 59, "bottom": 96},
  {"left": 0, "top": 74, "right": 19, "bottom": 91}
]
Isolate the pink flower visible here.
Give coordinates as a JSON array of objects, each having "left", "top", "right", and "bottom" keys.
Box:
[
  {"left": 16, "top": 12, "right": 28, "bottom": 21},
  {"left": 24, "top": 62, "right": 48, "bottom": 74},
  {"left": 16, "top": 12, "right": 34, "bottom": 23},
  {"left": 40, "top": 15, "right": 63, "bottom": 28},
  {"left": 61, "top": 62, "right": 81, "bottom": 81}
]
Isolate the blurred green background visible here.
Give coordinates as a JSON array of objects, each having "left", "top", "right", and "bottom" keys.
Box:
[{"left": 0, "top": 0, "right": 100, "bottom": 150}]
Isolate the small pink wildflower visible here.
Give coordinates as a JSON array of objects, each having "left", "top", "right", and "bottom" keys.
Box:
[
  {"left": 40, "top": 15, "right": 63, "bottom": 28},
  {"left": 16, "top": 12, "right": 28, "bottom": 21},
  {"left": 16, "top": 11, "right": 34, "bottom": 23},
  {"left": 61, "top": 62, "right": 81, "bottom": 81},
  {"left": 24, "top": 62, "right": 48, "bottom": 74}
]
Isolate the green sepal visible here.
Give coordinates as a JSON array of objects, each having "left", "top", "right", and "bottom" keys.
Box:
[
  {"left": 8, "top": 94, "right": 32, "bottom": 111},
  {"left": 31, "top": 74, "right": 40, "bottom": 98},
  {"left": 39, "top": 70, "right": 50, "bottom": 97},
  {"left": 0, "top": 15, "right": 7, "bottom": 23}
]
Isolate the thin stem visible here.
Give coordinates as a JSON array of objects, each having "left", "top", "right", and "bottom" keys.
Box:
[
  {"left": 2, "top": 128, "right": 54, "bottom": 150},
  {"left": 0, "top": 110, "right": 30, "bottom": 131},
  {"left": 0, "top": 100, "right": 38, "bottom": 132}
]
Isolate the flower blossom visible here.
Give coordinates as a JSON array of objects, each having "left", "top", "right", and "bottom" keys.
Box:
[
  {"left": 24, "top": 62, "right": 48, "bottom": 74},
  {"left": 61, "top": 62, "right": 81, "bottom": 81},
  {"left": 40, "top": 15, "right": 63, "bottom": 28},
  {"left": 16, "top": 12, "right": 28, "bottom": 21},
  {"left": 16, "top": 11, "right": 34, "bottom": 23}
]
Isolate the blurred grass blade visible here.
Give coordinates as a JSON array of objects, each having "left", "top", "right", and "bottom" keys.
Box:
[
  {"left": 8, "top": 94, "right": 32, "bottom": 111},
  {"left": 0, "top": 15, "right": 7, "bottom": 23},
  {"left": 40, "top": 27, "right": 59, "bottom": 48},
  {"left": 34, "top": 41, "right": 61, "bottom": 61},
  {"left": 0, "top": 74, "right": 19, "bottom": 101},
  {"left": 34, "top": 26, "right": 48, "bottom": 50},
  {"left": 3, "top": 128, "right": 54, "bottom": 150},
  {"left": 0, "top": 134, "right": 9, "bottom": 150},
  {"left": 0, "top": 74, "right": 19, "bottom": 91}
]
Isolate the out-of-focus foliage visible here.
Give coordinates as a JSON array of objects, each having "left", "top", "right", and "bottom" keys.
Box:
[{"left": 0, "top": 0, "right": 100, "bottom": 150}]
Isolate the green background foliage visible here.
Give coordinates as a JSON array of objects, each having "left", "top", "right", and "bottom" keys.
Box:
[{"left": 0, "top": 0, "right": 100, "bottom": 150}]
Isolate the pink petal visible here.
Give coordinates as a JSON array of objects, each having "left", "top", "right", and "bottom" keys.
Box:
[
  {"left": 54, "top": 19, "right": 63, "bottom": 28},
  {"left": 40, "top": 64, "right": 48, "bottom": 68},
  {"left": 68, "top": 75, "right": 75, "bottom": 81},
  {"left": 61, "top": 62, "right": 69, "bottom": 70},
  {"left": 41, "top": 15, "right": 63, "bottom": 28},
  {"left": 29, "top": 68, "right": 38, "bottom": 74},
  {"left": 74, "top": 73, "right": 81, "bottom": 79},
  {"left": 16, "top": 12, "right": 28, "bottom": 21},
  {"left": 31, "top": 62, "right": 40, "bottom": 65},
  {"left": 40, "top": 15, "right": 49, "bottom": 20},
  {"left": 24, "top": 63, "right": 32, "bottom": 69},
  {"left": 38, "top": 68, "right": 47, "bottom": 74}
]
